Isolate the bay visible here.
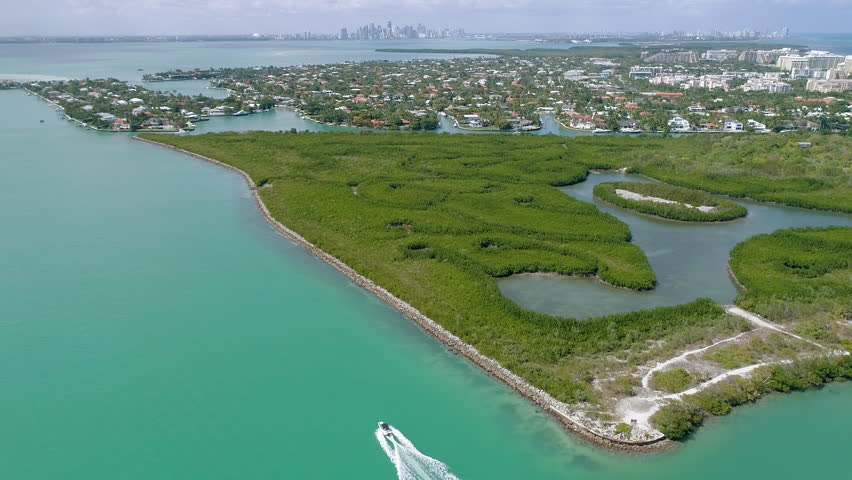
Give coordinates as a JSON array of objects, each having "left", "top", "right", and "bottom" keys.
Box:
[{"left": 2, "top": 36, "right": 852, "bottom": 479}]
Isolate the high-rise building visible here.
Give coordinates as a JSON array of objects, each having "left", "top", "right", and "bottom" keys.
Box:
[
  {"left": 806, "top": 53, "right": 845, "bottom": 70},
  {"left": 643, "top": 51, "right": 699, "bottom": 64},
  {"left": 806, "top": 78, "right": 852, "bottom": 92}
]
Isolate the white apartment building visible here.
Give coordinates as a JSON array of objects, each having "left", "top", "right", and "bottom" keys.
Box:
[
  {"left": 778, "top": 52, "right": 845, "bottom": 73},
  {"left": 741, "top": 77, "right": 793, "bottom": 93},
  {"left": 629, "top": 66, "right": 663, "bottom": 79},
  {"left": 806, "top": 78, "right": 852, "bottom": 93},
  {"left": 702, "top": 49, "right": 738, "bottom": 61}
]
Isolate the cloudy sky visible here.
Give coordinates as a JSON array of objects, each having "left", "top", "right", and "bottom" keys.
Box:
[{"left": 1, "top": 0, "right": 850, "bottom": 36}]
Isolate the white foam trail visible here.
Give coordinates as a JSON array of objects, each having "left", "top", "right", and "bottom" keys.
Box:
[{"left": 375, "top": 425, "right": 462, "bottom": 480}]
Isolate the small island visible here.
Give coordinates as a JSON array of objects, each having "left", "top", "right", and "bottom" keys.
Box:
[
  {"left": 593, "top": 181, "right": 748, "bottom": 222},
  {"left": 15, "top": 78, "right": 271, "bottom": 132}
]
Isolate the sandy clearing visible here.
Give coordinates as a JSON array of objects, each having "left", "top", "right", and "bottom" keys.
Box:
[
  {"left": 640, "top": 333, "right": 748, "bottom": 389},
  {"left": 615, "top": 189, "right": 715, "bottom": 212}
]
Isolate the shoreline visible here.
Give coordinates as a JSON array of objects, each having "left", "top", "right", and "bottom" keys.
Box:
[
  {"left": 497, "top": 270, "right": 655, "bottom": 293},
  {"left": 22, "top": 87, "right": 187, "bottom": 133},
  {"left": 726, "top": 263, "right": 748, "bottom": 292},
  {"left": 132, "top": 134, "right": 670, "bottom": 452}
]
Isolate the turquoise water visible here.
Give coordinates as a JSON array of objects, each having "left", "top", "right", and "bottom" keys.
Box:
[
  {"left": 4, "top": 87, "right": 852, "bottom": 479},
  {"left": 500, "top": 173, "right": 852, "bottom": 319},
  {"left": 2, "top": 37, "right": 852, "bottom": 479}
]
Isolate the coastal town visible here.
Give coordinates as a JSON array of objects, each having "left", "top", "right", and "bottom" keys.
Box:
[
  {"left": 142, "top": 43, "right": 852, "bottom": 134},
  {"left": 17, "top": 79, "right": 264, "bottom": 132},
  {"left": 4, "top": 41, "right": 851, "bottom": 135}
]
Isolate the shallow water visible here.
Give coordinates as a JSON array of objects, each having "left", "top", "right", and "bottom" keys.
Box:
[{"left": 499, "top": 173, "right": 851, "bottom": 319}]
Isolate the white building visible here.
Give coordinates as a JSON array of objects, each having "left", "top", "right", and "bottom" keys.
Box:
[
  {"left": 629, "top": 66, "right": 663, "bottom": 79},
  {"left": 778, "top": 52, "right": 845, "bottom": 74},
  {"left": 668, "top": 116, "right": 691, "bottom": 131},
  {"left": 741, "top": 77, "right": 793, "bottom": 93},
  {"left": 96, "top": 112, "right": 117, "bottom": 123},
  {"left": 722, "top": 120, "right": 744, "bottom": 132},
  {"left": 563, "top": 70, "right": 588, "bottom": 81},
  {"left": 806, "top": 78, "right": 852, "bottom": 93},
  {"left": 747, "top": 119, "right": 768, "bottom": 132},
  {"left": 777, "top": 55, "right": 809, "bottom": 71},
  {"left": 702, "top": 50, "right": 738, "bottom": 62}
]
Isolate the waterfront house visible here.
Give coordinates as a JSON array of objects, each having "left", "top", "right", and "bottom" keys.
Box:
[
  {"left": 141, "top": 117, "right": 174, "bottom": 130},
  {"left": 97, "top": 112, "right": 117, "bottom": 123},
  {"left": 667, "top": 116, "right": 691, "bottom": 131},
  {"left": 747, "top": 119, "right": 768, "bottom": 132},
  {"left": 618, "top": 119, "right": 640, "bottom": 131},
  {"left": 567, "top": 114, "right": 599, "bottom": 130},
  {"left": 112, "top": 118, "right": 130, "bottom": 131},
  {"left": 723, "top": 120, "right": 744, "bottom": 132}
]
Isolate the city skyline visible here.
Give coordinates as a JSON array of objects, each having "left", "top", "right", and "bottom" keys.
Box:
[{"left": 1, "top": 1, "right": 851, "bottom": 37}]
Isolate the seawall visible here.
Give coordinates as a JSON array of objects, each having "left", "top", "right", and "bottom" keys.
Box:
[{"left": 132, "top": 135, "right": 669, "bottom": 452}]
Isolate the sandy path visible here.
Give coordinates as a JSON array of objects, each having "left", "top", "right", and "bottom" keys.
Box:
[
  {"left": 724, "top": 305, "right": 834, "bottom": 351},
  {"left": 641, "top": 333, "right": 748, "bottom": 389}
]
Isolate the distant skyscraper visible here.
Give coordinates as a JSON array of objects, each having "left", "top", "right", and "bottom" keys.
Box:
[{"left": 338, "top": 20, "right": 467, "bottom": 41}]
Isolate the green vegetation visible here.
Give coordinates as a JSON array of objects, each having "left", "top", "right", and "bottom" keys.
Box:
[
  {"left": 650, "top": 368, "right": 694, "bottom": 393},
  {"left": 593, "top": 181, "right": 747, "bottom": 222},
  {"left": 614, "top": 422, "right": 633, "bottom": 437},
  {"left": 652, "top": 355, "right": 852, "bottom": 439},
  {"left": 139, "top": 131, "right": 746, "bottom": 405},
  {"left": 704, "top": 343, "right": 758, "bottom": 369},
  {"left": 729, "top": 227, "right": 851, "bottom": 336},
  {"left": 138, "top": 131, "right": 850, "bottom": 439},
  {"left": 649, "top": 399, "right": 704, "bottom": 439},
  {"left": 566, "top": 134, "right": 852, "bottom": 212}
]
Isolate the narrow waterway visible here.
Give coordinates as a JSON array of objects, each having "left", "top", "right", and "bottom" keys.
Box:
[{"left": 499, "top": 172, "right": 852, "bottom": 319}]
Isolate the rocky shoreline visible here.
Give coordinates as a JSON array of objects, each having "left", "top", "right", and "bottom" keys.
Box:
[
  {"left": 132, "top": 135, "right": 670, "bottom": 452},
  {"left": 726, "top": 264, "right": 748, "bottom": 292}
]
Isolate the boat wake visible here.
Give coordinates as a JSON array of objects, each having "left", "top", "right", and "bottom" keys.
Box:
[{"left": 375, "top": 423, "right": 461, "bottom": 480}]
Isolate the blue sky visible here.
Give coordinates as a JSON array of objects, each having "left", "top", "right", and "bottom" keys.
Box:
[{"left": 1, "top": 0, "right": 851, "bottom": 36}]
